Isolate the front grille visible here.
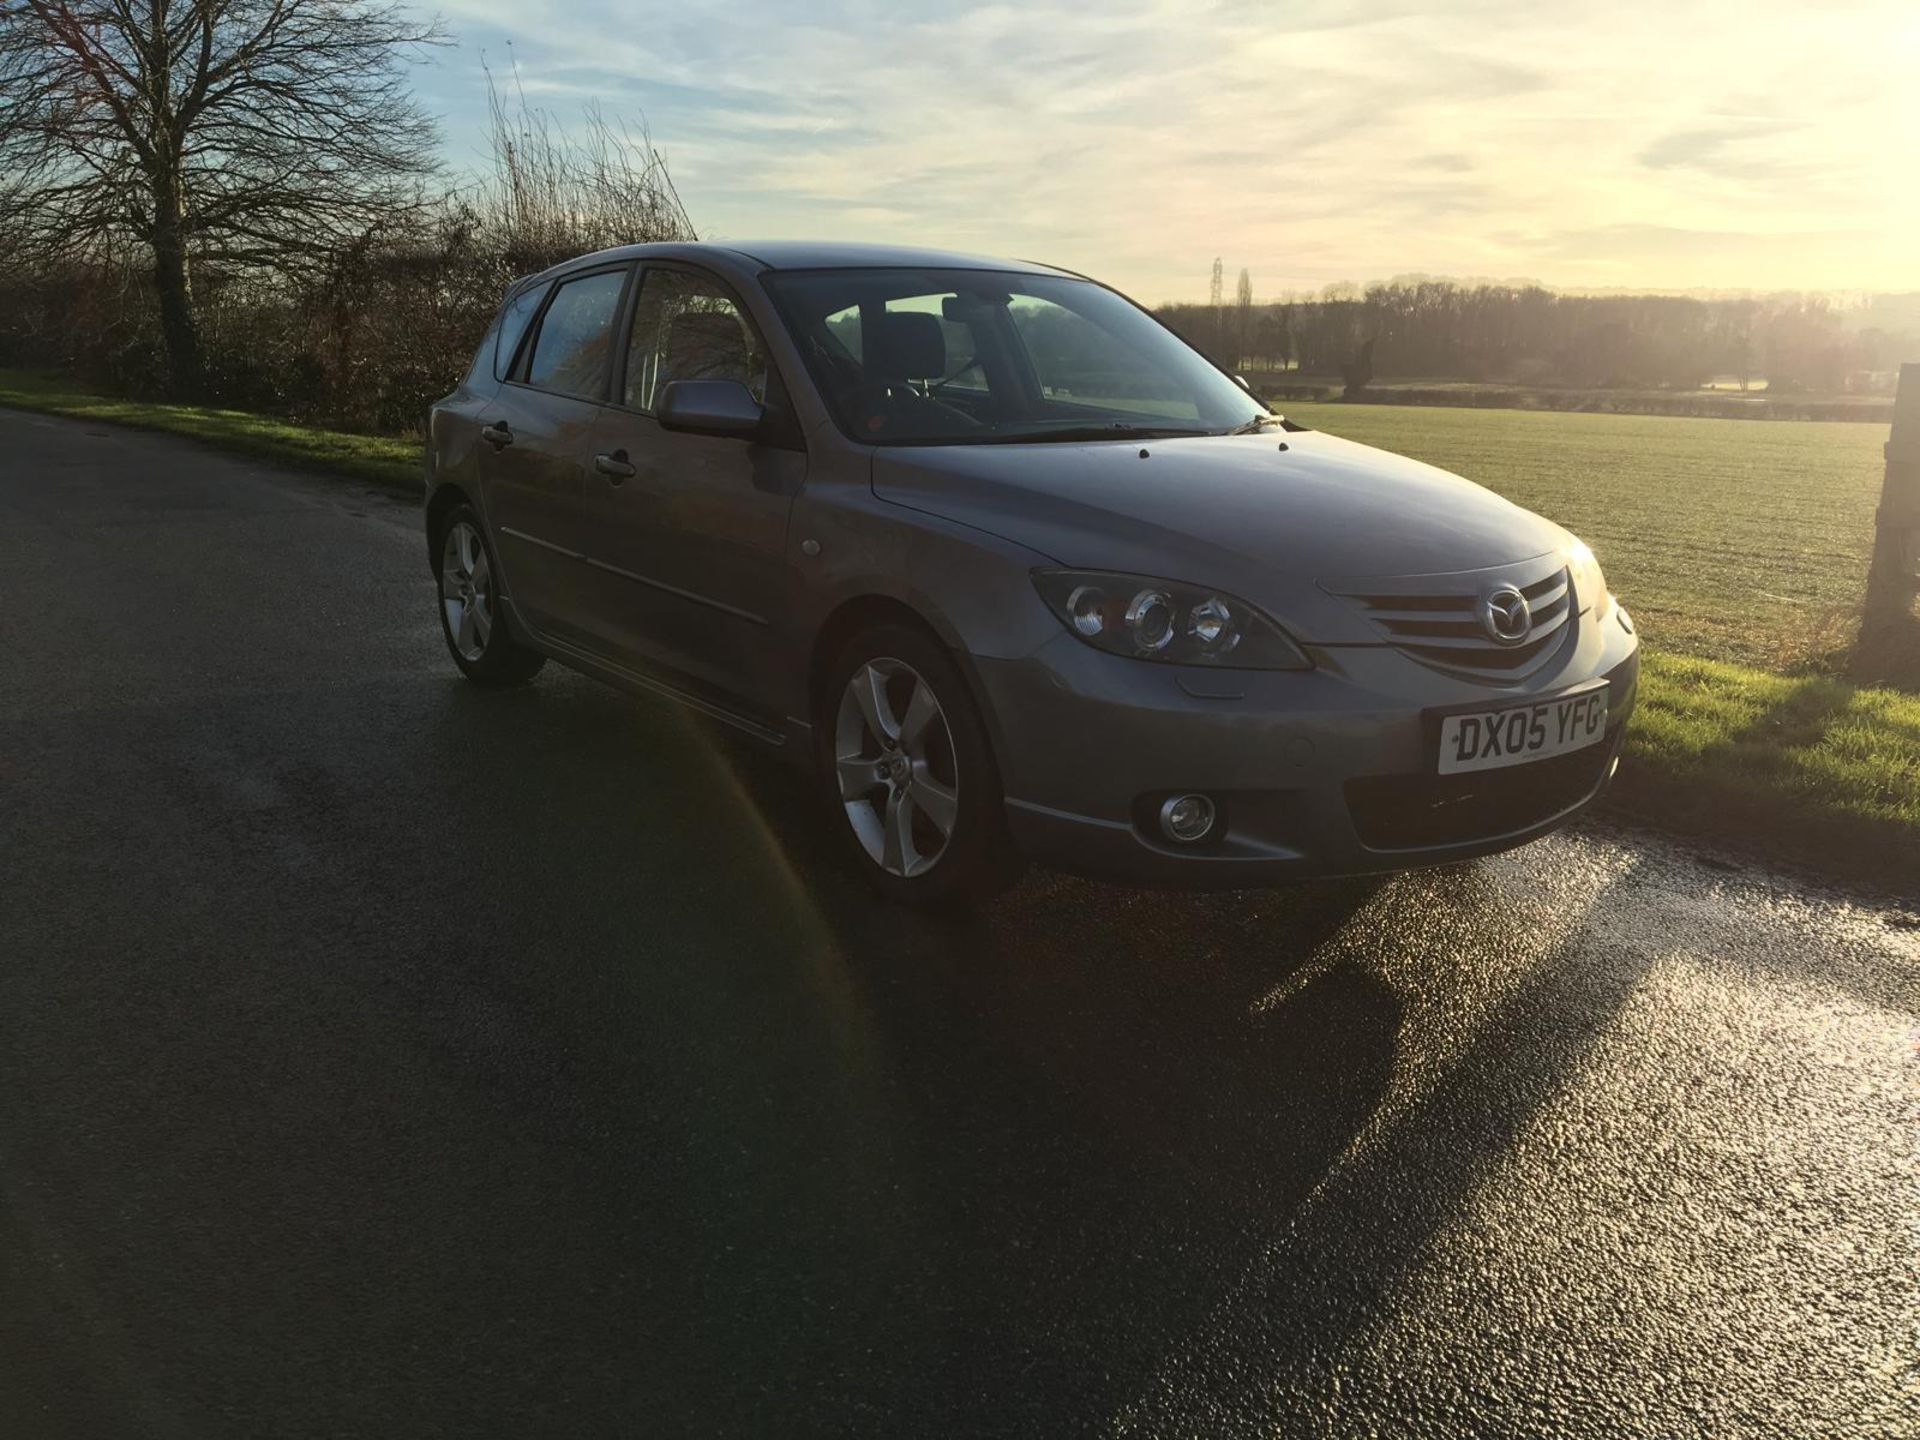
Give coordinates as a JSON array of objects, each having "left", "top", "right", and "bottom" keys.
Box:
[
  {"left": 1327, "top": 553, "right": 1575, "bottom": 683},
  {"left": 1344, "top": 733, "right": 1616, "bottom": 851}
]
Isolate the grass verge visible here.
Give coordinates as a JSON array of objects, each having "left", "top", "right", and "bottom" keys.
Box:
[
  {"left": 1615, "top": 650, "right": 1919, "bottom": 895},
  {"left": 0, "top": 368, "right": 419, "bottom": 492},
  {"left": 3, "top": 370, "right": 1913, "bottom": 894}
]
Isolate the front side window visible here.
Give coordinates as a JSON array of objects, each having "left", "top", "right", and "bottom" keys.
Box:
[
  {"left": 764, "top": 268, "right": 1268, "bottom": 445},
  {"left": 625, "top": 269, "right": 770, "bottom": 412},
  {"left": 525, "top": 269, "right": 628, "bottom": 400}
]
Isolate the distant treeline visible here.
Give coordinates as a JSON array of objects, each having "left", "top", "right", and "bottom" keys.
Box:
[{"left": 1156, "top": 281, "right": 1918, "bottom": 396}]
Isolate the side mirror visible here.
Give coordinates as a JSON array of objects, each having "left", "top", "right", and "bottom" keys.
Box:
[
  {"left": 657, "top": 379, "right": 765, "bottom": 440},
  {"left": 1233, "top": 373, "right": 1255, "bottom": 394}
]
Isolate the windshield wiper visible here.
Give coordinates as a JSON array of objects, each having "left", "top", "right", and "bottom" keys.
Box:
[
  {"left": 982, "top": 423, "right": 1210, "bottom": 444},
  {"left": 1222, "top": 415, "right": 1283, "bottom": 435}
]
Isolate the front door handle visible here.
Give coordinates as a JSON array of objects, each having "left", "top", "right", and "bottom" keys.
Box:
[
  {"left": 480, "top": 421, "right": 513, "bottom": 450},
  {"left": 594, "top": 449, "right": 637, "bottom": 482}
]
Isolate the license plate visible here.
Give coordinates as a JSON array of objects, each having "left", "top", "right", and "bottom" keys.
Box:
[{"left": 1436, "top": 688, "right": 1609, "bottom": 775}]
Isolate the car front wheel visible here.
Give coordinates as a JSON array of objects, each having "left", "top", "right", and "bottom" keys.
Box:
[{"left": 817, "top": 623, "right": 1022, "bottom": 906}]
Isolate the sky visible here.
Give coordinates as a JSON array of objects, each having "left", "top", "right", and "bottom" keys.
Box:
[{"left": 411, "top": 0, "right": 1919, "bottom": 304}]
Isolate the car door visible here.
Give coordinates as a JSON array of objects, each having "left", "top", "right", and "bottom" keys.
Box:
[
  {"left": 578, "top": 264, "right": 806, "bottom": 714},
  {"left": 475, "top": 264, "right": 633, "bottom": 646}
]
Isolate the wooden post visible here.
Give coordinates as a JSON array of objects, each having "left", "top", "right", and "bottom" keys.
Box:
[
  {"left": 1857, "top": 363, "right": 1920, "bottom": 684},
  {"left": 1873, "top": 365, "right": 1920, "bottom": 592}
]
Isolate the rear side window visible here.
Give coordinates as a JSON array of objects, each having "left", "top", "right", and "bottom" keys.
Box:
[
  {"left": 494, "top": 282, "right": 548, "bottom": 381},
  {"left": 525, "top": 269, "right": 628, "bottom": 400}
]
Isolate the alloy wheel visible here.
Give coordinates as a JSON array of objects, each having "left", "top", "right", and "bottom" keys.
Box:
[
  {"left": 440, "top": 520, "right": 494, "bottom": 662},
  {"left": 833, "top": 658, "right": 961, "bottom": 878}
]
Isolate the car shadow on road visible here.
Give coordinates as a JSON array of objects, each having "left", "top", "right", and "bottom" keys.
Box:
[
  {"left": 805, "top": 869, "right": 1407, "bottom": 1429},
  {"left": 405, "top": 673, "right": 1406, "bottom": 1430}
]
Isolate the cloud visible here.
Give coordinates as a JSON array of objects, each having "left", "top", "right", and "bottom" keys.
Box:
[
  {"left": 1637, "top": 122, "right": 1816, "bottom": 182},
  {"left": 418, "top": 0, "right": 1920, "bottom": 298}
]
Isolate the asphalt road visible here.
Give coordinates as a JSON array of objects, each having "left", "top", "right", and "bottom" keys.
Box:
[{"left": 1, "top": 409, "right": 1915, "bottom": 1438}]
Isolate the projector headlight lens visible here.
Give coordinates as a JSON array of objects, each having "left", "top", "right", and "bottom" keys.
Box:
[{"left": 1123, "top": 588, "right": 1177, "bottom": 653}]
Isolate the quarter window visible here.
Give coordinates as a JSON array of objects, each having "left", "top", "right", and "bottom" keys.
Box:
[
  {"left": 494, "top": 281, "right": 549, "bottom": 381},
  {"left": 625, "top": 270, "right": 769, "bottom": 412},
  {"left": 525, "top": 269, "right": 627, "bottom": 400}
]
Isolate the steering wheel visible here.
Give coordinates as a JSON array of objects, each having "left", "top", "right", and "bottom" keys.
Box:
[{"left": 851, "top": 379, "right": 982, "bottom": 436}]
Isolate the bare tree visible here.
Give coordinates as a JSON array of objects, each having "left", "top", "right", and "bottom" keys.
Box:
[
  {"left": 0, "top": 0, "right": 446, "bottom": 392},
  {"left": 477, "top": 58, "right": 694, "bottom": 274}
]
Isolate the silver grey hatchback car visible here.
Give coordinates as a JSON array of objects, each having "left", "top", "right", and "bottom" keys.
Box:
[{"left": 425, "top": 241, "right": 1639, "bottom": 904}]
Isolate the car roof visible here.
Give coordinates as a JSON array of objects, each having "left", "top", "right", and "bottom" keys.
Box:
[
  {"left": 534, "top": 239, "right": 1079, "bottom": 282},
  {"left": 710, "top": 240, "right": 1076, "bottom": 276}
]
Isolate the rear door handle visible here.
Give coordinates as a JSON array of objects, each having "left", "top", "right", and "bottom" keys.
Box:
[
  {"left": 480, "top": 421, "right": 513, "bottom": 450},
  {"left": 594, "top": 450, "right": 637, "bottom": 482}
]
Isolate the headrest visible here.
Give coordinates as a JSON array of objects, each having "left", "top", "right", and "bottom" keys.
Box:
[
  {"left": 866, "top": 312, "right": 945, "bottom": 381},
  {"left": 666, "top": 311, "right": 749, "bottom": 376}
]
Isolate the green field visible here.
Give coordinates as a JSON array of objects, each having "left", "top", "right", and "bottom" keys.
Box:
[{"left": 1284, "top": 402, "right": 1887, "bottom": 673}]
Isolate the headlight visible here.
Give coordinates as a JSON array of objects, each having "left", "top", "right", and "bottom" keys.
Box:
[
  {"left": 1567, "top": 540, "right": 1611, "bottom": 618},
  {"left": 1033, "top": 570, "right": 1312, "bottom": 669}
]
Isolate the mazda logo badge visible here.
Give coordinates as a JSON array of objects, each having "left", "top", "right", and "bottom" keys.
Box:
[{"left": 1478, "top": 584, "right": 1532, "bottom": 644}]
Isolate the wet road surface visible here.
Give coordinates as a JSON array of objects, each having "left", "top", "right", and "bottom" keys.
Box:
[{"left": 1, "top": 410, "right": 1915, "bottom": 1437}]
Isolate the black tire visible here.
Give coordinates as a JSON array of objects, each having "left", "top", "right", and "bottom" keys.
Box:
[
  {"left": 432, "top": 503, "right": 546, "bottom": 686},
  {"left": 815, "top": 623, "right": 1024, "bottom": 907}
]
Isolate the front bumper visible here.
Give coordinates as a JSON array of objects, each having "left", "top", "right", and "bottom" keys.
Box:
[{"left": 973, "top": 606, "right": 1641, "bottom": 889}]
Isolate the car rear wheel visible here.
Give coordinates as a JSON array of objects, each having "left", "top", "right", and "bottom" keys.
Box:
[
  {"left": 817, "top": 623, "right": 1022, "bottom": 906},
  {"left": 434, "top": 504, "right": 545, "bottom": 685}
]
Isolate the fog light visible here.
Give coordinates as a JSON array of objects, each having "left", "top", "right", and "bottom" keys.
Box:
[{"left": 1158, "top": 793, "right": 1217, "bottom": 843}]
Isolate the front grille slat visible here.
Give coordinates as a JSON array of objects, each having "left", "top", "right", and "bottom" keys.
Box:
[
  {"left": 1525, "top": 576, "right": 1570, "bottom": 608},
  {"left": 1380, "top": 617, "right": 1492, "bottom": 640},
  {"left": 1530, "top": 595, "right": 1570, "bottom": 629},
  {"left": 1326, "top": 554, "right": 1577, "bottom": 682},
  {"left": 1354, "top": 596, "right": 1473, "bottom": 617},
  {"left": 1380, "top": 614, "right": 1567, "bottom": 651}
]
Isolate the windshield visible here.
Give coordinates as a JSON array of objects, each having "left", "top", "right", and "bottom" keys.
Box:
[{"left": 763, "top": 268, "right": 1271, "bottom": 445}]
